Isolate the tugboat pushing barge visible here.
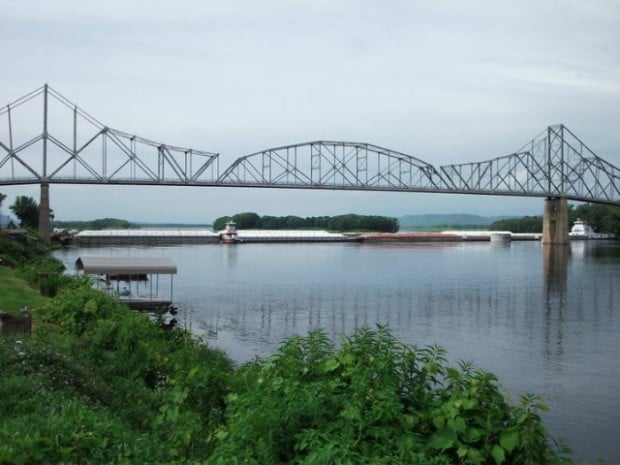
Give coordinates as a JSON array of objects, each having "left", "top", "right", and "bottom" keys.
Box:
[{"left": 220, "top": 221, "right": 242, "bottom": 244}]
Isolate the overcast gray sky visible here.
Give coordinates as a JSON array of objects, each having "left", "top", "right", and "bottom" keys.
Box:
[{"left": 1, "top": 0, "right": 619, "bottom": 223}]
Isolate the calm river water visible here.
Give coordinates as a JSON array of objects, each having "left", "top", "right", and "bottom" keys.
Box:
[{"left": 54, "top": 240, "right": 620, "bottom": 462}]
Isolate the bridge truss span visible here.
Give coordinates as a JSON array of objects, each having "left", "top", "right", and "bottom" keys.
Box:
[
  {"left": 439, "top": 124, "right": 620, "bottom": 204},
  {"left": 217, "top": 141, "right": 450, "bottom": 192},
  {"left": 0, "top": 85, "right": 219, "bottom": 186},
  {"left": 1, "top": 86, "right": 619, "bottom": 207}
]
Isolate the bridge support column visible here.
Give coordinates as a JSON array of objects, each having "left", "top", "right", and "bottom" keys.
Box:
[
  {"left": 38, "top": 182, "right": 51, "bottom": 242},
  {"left": 542, "top": 197, "right": 568, "bottom": 245}
]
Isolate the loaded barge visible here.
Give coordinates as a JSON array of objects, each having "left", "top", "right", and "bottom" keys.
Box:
[
  {"left": 71, "top": 222, "right": 611, "bottom": 246},
  {"left": 74, "top": 227, "right": 349, "bottom": 245},
  {"left": 353, "top": 231, "right": 542, "bottom": 242}
]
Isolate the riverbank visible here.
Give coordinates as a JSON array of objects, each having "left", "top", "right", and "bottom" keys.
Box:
[{"left": 1, "top": 233, "right": 577, "bottom": 464}]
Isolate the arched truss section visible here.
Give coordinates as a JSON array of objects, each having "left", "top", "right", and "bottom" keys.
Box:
[
  {"left": 439, "top": 124, "right": 620, "bottom": 204},
  {"left": 217, "top": 141, "right": 450, "bottom": 191},
  {"left": 0, "top": 85, "right": 219, "bottom": 186}
]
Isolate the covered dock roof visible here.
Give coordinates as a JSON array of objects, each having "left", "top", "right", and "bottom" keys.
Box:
[{"left": 75, "top": 256, "right": 177, "bottom": 275}]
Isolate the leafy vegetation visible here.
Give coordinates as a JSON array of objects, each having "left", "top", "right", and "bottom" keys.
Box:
[
  {"left": 1, "top": 277, "right": 233, "bottom": 463},
  {"left": 490, "top": 216, "right": 543, "bottom": 233},
  {"left": 208, "top": 327, "right": 570, "bottom": 465},
  {"left": 213, "top": 212, "right": 399, "bottom": 232},
  {"left": 9, "top": 195, "right": 40, "bottom": 229},
  {"left": 0, "top": 265, "right": 49, "bottom": 312},
  {"left": 399, "top": 214, "right": 514, "bottom": 228},
  {"left": 489, "top": 203, "right": 620, "bottom": 235},
  {"left": 53, "top": 217, "right": 138, "bottom": 230},
  {"left": 0, "top": 231, "right": 70, "bottom": 298},
  {"left": 0, "top": 221, "right": 576, "bottom": 464},
  {"left": 568, "top": 203, "right": 620, "bottom": 237}
]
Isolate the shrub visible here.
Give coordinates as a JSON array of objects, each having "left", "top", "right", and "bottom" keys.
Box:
[{"left": 208, "top": 326, "right": 571, "bottom": 465}]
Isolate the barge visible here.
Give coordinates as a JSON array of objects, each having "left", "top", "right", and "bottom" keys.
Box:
[{"left": 75, "top": 229, "right": 220, "bottom": 246}]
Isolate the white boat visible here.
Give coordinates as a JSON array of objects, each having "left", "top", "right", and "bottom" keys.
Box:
[
  {"left": 569, "top": 218, "right": 593, "bottom": 238},
  {"left": 569, "top": 218, "right": 613, "bottom": 240},
  {"left": 219, "top": 221, "right": 241, "bottom": 244}
]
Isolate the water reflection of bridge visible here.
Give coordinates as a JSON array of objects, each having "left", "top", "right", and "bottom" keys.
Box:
[{"left": 2, "top": 85, "right": 619, "bottom": 241}]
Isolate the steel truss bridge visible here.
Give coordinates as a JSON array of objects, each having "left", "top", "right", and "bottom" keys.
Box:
[{"left": 1, "top": 85, "right": 619, "bottom": 206}]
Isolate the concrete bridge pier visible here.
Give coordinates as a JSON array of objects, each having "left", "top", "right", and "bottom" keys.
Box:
[
  {"left": 38, "top": 182, "right": 51, "bottom": 242},
  {"left": 542, "top": 197, "right": 568, "bottom": 245}
]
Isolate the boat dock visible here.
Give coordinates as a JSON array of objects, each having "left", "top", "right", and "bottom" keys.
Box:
[{"left": 75, "top": 256, "right": 177, "bottom": 311}]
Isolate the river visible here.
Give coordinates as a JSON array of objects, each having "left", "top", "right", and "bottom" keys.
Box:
[{"left": 53, "top": 240, "right": 620, "bottom": 462}]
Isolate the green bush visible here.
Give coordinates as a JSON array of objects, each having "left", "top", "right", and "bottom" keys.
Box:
[
  {"left": 39, "top": 278, "right": 127, "bottom": 335},
  {"left": 208, "top": 327, "right": 570, "bottom": 465},
  {"left": 2, "top": 278, "right": 234, "bottom": 464}
]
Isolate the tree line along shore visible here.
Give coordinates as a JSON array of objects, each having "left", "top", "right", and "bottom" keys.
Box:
[{"left": 3, "top": 190, "right": 620, "bottom": 236}]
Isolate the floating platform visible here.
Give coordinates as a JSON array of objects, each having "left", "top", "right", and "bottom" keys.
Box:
[{"left": 118, "top": 296, "right": 172, "bottom": 311}]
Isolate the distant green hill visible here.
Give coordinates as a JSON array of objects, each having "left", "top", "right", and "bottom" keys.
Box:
[{"left": 399, "top": 213, "right": 515, "bottom": 228}]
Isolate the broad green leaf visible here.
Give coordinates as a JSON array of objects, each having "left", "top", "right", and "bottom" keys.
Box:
[
  {"left": 491, "top": 445, "right": 506, "bottom": 465},
  {"left": 323, "top": 358, "right": 340, "bottom": 372},
  {"left": 516, "top": 412, "right": 529, "bottom": 424},
  {"left": 340, "top": 352, "right": 354, "bottom": 365},
  {"left": 404, "top": 414, "right": 418, "bottom": 427},
  {"left": 500, "top": 430, "right": 520, "bottom": 452},
  {"left": 464, "top": 427, "right": 482, "bottom": 442},
  {"left": 430, "top": 434, "right": 454, "bottom": 451},
  {"left": 467, "top": 448, "right": 483, "bottom": 465},
  {"left": 448, "top": 417, "right": 466, "bottom": 434},
  {"left": 462, "top": 398, "right": 476, "bottom": 410}
]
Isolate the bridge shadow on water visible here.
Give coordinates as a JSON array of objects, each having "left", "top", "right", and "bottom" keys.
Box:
[{"left": 543, "top": 245, "right": 568, "bottom": 364}]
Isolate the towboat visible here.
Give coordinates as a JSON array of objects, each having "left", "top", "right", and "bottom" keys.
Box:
[
  {"left": 569, "top": 218, "right": 613, "bottom": 240},
  {"left": 220, "top": 221, "right": 242, "bottom": 244},
  {"left": 569, "top": 218, "right": 594, "bottom": 238}
]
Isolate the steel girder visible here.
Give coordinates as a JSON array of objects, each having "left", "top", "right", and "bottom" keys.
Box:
[
  {"left": 0, "top": 85, "right": 219, "bottom": 186},
  {"left": 217, "top": 141, "right": 449, "bottom": 191},
  {"left": 439, "top": 124, "right": 620, "bottom": 204},
  {"left": 2, "top": 86, "right": 619, "bottom": 206}
]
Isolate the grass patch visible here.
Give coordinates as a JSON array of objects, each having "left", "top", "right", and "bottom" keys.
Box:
[{"left": 0, "top": 266, "right": 49, "bottom": 313}]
